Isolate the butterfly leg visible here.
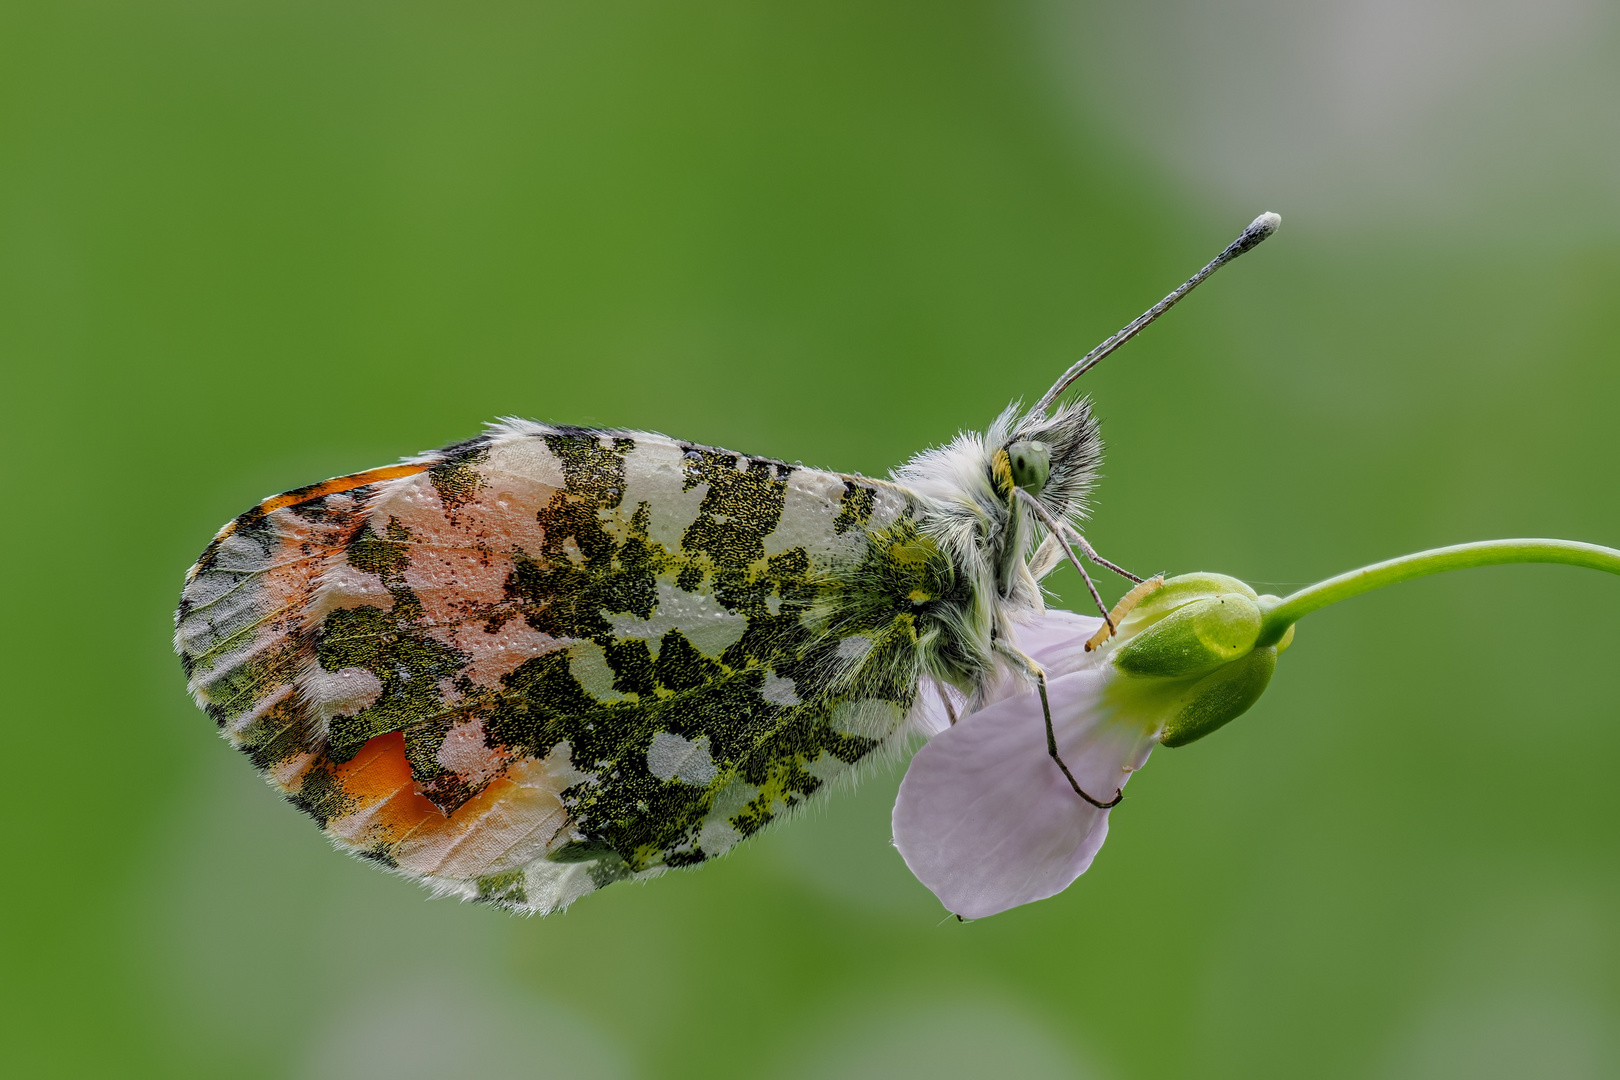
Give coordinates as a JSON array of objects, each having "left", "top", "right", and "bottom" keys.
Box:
[
  {"left": 1013, "top": 489, "right": 1116, "bottom": 632},
  {"left": 1067, "top": 548, "right": 1116, "bottom": 633},
  {"left": 1068, "top": 533, "right": 1144, "bottom": 585},
  {"left": 994, "top": 639, "right": 1124, "bottom": 810},
  {"left": 1012, "top": 490, "right": 1162, "bottom": 651},
  {"left": 1039, "top": 511, "right": 1147, "bottom": 587},
  {"left": 1017, "top": 489, "right": 1147, "bottom": 587}
]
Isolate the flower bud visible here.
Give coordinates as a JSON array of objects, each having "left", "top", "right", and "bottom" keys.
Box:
[
  {"left": 1115, "top": 572, "right": 1257, "bottom": 636},
  {"left": 1113, "top": 590, "right": 1262, "bottom": 679},
  {"left": 1158, "top": 645, "right": 1276, "bottom": 747},
  {"left": 1105, "top": 572, "right": 1282, "bottom": 747}
]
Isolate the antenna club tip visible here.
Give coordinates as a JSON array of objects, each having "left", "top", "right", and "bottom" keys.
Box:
[
  {"left": 1229, "top": 211, "right": 1281, "bottom": 256},
  {"left": 1249, "top": 211, "right": 1281, "bottom": 238}
]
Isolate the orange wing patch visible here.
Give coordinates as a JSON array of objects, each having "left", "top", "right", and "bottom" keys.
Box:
[{"left": 209, "top": 462, "right": 433, "bottom": 546}]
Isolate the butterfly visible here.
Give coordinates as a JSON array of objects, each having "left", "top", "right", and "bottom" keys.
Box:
[{"left": 174, "top": 213, "right": 1278, "bottom": 914}]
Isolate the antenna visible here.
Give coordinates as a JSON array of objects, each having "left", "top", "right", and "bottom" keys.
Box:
[{"left": 1032, "top": 211, "right": 1281, "bottom": 415}]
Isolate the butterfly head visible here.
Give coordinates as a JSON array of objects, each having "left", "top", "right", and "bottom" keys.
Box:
[
  {"left": 1000, "top": 398, "right": 1101, "bottom": 521},
  {"left": 970, "top": 400, "right": 1098, "bottom": 604}
]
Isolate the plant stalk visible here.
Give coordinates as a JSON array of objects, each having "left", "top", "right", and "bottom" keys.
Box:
[{"left": 1255, "top": 539, "right": 1620, "bottom": 648}]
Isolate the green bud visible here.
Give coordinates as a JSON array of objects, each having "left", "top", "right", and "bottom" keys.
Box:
[
  {"left": 1114, "top": 572, "right": 1257, "bottom": 638},
  {"left": 1006, "top": 440, "right": 1051, "bottom": 496},
  {"left": 1101, "top": 572, "right": 1283, "bottom": 749},
  {"left": 1159, "top": 646, "right": 1277, "bottom": 747},
  {"left": 1113, "top": 592, "right": 1262, "bottom": 679}
]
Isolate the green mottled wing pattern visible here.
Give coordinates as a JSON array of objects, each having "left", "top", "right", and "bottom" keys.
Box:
[{"left": 175, "top": 419, "right": 962, "bottom": 913}]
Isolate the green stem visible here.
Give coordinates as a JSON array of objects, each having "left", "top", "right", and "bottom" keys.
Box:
[{"left": 1255, "top": 539, "right": 1620, "bottom": 648}]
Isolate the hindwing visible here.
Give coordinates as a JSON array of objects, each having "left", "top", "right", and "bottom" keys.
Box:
[{"left": 175, "top": 419, "right": 960, "bottom": 912}]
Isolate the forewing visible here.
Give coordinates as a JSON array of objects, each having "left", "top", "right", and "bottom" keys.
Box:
[{"left": 176, "top": 420, "right": 929, "bottom": 913}]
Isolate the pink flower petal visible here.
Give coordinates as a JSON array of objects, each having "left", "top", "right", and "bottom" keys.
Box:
[
  {"left": 970, "top": 609, "right": 1108, "bottom": 710},
  {"left": 893, "top": 665, "right": 1156, "bottom": 919},
  {"left": 1010, "top": 608, "right": 1107, "bottom": 677},
  {"left": 909, "top": 610, "right": 1104, "bottom": 738},
  {"left": 908, "top": 678, "right": 966, "bottom": 738}
]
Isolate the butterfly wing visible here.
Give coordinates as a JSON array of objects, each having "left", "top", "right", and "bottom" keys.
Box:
[{"left": 176, "top": 419, "right": 944, "bottom": 912}]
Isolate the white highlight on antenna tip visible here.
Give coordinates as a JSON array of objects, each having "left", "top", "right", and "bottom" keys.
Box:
[{"left": 1251, "top": 211, "right": 1281, "bottom": 236}]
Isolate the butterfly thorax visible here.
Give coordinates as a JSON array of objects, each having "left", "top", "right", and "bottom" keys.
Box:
[{"left": 893, "top": 399, "right": 1103, "bottom": 697}]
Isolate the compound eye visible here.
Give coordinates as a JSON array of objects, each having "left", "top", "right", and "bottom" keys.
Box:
[{"left": 1006, "top": 440, "right": 1051, "bottom": 495}]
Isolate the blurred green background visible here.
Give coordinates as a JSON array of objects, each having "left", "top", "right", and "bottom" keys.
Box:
[{"left": 4, "top": 2, "right": 1619, "bottom": 1077}]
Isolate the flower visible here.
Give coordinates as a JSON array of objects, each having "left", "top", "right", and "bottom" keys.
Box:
[{"left": 893, "top": 574, "right": 1283, "bottom": 919}]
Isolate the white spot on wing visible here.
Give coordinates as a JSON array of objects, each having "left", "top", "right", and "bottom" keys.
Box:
[
  {"left": 301, "top": 666, "right": 384, "bottom": 727},
  {"left": 433, "top": 619, "right": 566, "bottom": 690},
  {"left": 830, "top": 698, "right": 904, "bottom": 739},
  {"left": 763, "top": 468, "right": 866, "bottom": 561},
  {"left": 519, "top": 860, "right": 600, "bottom": 913},
  {"left": 544, "top": 739, "right": 593, "bottom": 790},
  {"left": 698, "top": 819, "right": 741, "bottom": 853},
  {"left": 836, "top": 635, "right": 873, "bottom": 661},
  {"left": 761, "top": 673, "right": 800, "bottom": 706},
  {"left": 568, "top": 641, "right": 631, "bottom": 702},
  {"left": 866, "top": 488, "right": 908, "bottom": 531},
  {"left": 607, "top": 578, "right": 747, "bottom": 659},
  {"left": 305, "top": 561, "right": 394, "bottom": 622},
  {"left": 646, "top": 732, "right": 718, "bottom": 785},
  {"left": 612, "top": 438, "right": 708, "bottom": 551},
  {"left": 479, "top": 432, "right": 567, "bottom": 490},
  {"left": 695, "top": 776, "right": 760, "bottom": 856},
  {"left": 709, "top": 777, "right": 758, "bottom": 818},
  {"left": 435, "top": 716, "right": 506, "bottom": 784},
  {"left": 803, "top": 751, "right": 850, "bottom": 784}
]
